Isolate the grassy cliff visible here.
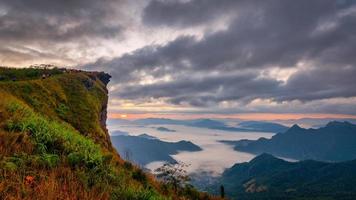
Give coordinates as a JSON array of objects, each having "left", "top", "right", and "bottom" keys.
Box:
[{"left": 0, "top": 67, "right": 218, "bottom": 200}]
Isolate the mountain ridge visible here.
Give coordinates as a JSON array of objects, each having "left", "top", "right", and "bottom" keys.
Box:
[
  {"left": 133, "top": 118, "right": 288, "bottom": 133},
  {"left": 232, "top": 121, "right": 356, "bottom": 162}
]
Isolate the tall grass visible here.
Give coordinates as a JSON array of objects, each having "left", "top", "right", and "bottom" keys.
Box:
[{"left": 1, "top": 101, "right": 166, "bottom": 200}]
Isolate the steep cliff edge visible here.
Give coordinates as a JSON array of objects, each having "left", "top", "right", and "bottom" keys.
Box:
[
  {"left": 0, "top": 67, "right": 219, "bottom": 200},
  {"left": 0, "top": 68, "right": 112, "bottom": 149}
]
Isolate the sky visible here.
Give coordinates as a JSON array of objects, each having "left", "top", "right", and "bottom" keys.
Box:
[{"left": 1, "top": 0, "right": 356, "bottom": 120}]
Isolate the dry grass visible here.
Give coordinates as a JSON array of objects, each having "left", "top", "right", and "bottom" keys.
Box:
[
  {"left": 0, "top": 131, "right": 34, "bottom": 157},
  {"left": 0, "top": 166, "right": 110, "bottom": 200}
]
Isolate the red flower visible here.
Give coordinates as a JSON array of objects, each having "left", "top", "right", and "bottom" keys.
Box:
[{"left": 25, "top": 175, "right": 35, "bottom": 186}]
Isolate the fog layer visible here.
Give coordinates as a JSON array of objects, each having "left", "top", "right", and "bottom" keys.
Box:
[{"left": 109, "top": 124, "right": 274, "bottom": 175}]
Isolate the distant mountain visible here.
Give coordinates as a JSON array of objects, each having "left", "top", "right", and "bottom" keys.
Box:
[
  {"left": 110, "top": 135, "right": 202, "bottom": 166},
  {"left": 274, "top": 118, "right": 356, "bottom": 128},
  {"left": 132, "top": 118, "right": 288, "bottom": 133},
  {"left": 156, "top": 126, "right": 176, "bottom": 132},
  {"left": 107, "top": 118, "right": 132, "bottom": 126},
  {"left": 133, "top": 118, "right": 231, "bottom": 130},
  {"left": 137, "top": 133, "right": 158, "bottom": 139},
  {"left": 194, "top": 120, "right": 288, "bottom": 133},
  {"left": 215, "top": 153, "right": 356, "bottom": 200},
  {"left": 134, "top": 118, "right": 227, "bottom": 128},
  {"left": 110, "top": 130, "right": 129, "bottom": 136},
  {"left": 134, "top": 118, "right": 187, "bottom": 125},
  {"left": 237, "top": 121, "right": 289, "bottom": 133},
  {"left": 185, "top": 119, "right": 254, "bottom": 132},
  {"left": 233, "top": 121, "right": 356, "bottom": 162},
  {"left": 188, "top": 119, "right": 227, "bottom": 128}
]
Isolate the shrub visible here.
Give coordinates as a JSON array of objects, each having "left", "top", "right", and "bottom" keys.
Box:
[
  {"left": 111, "top": 186, "right": 165, "bottom": 200},
  {"left": 181, "top": 184, "right": 201, "bottom": 199},
  {"left": 6, "top": 156, "right": 26, "bottom": 168},
  {"left": 132, "top": 168, "right": 148, "bottom": 185},
  {"left": 56, "top": 103, "right": 69, "bottom": 119},
  {"left": 102, "top": 153, "right": 113, "bottom": 165},
  {"left": 123, "top": 161, "right": 133, "bottom": 170},
  {"left": 2, "top": 161, "right": 17, "bottom": 172},
  {"left": 68, "top": 152, "right": 85, "bottom": 167},
  {"left": 40, "top": 154, "right": 59, "bottom": 168},
  {"left": 155, "top": 162, "right": 190, "bottom": 192},
  {"left": 2, "top": 154, "right": 58, "bottom": 170}
]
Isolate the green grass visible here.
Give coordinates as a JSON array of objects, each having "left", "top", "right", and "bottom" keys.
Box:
[
  {"left": 1, "top": 99, "right": 166, "bottom": 199},
  {"left": 5, "top": 101, "right": 104, "bottom": 168}
]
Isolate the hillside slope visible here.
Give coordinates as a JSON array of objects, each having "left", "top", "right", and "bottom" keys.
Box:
[
  {"left": 0, "top": 67, "right": 218, "bottom": 200},
  {"left": 217, "top": 154, "right": 356, "bottom": 200}
]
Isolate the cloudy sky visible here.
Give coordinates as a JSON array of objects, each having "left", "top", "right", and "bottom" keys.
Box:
[{"left": 1, "top": 0, "right": 356, "bottom": 119}]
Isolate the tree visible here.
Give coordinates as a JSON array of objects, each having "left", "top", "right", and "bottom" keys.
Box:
[
  {"left": 155, "top": 161, "right": 190, "bottom": 192},
  {"left": 123, "top": 148, "right": 132, "bottom": 161},
  {"left": 220, "top": 185, "right": 225, "bottom": 198}
]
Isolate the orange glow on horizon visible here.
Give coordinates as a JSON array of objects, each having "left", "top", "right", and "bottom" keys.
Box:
[
  {"left": 108, "top": 112, "right": 356, "bottom": 121},
  {"left": 120, "top": 114, "right": 128, "bottom": 118}
]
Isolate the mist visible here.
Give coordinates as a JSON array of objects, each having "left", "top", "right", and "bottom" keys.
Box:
[{"left": 109, "top": 123, "right": 274, "bottom": 176}]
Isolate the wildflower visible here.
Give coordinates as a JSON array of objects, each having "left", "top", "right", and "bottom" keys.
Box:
[{"left": 25, "top": 175, "right": 35, "bottom": 186}]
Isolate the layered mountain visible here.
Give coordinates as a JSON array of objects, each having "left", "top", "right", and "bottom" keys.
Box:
[
  {"left": 237, "top": 121, "right": 289, "bottom": 133},
  {"left": 133, "top": 118, "right": 287, "bottom": 133},
  {"left": 274, "top": 117, "right": 356, "bottom": 128},
  {"left": 189, "top": 119, "right": 227, "bottom": 128},
  {"left": 111, "top": 134, "right": 202, "bottom": 165},
  {"left": 232, "top": 121, "right": 356, "bottom": 161},
  {"left": 156, "top": 126, "right": 176, "bottom": 132},
  {"left": 134, "top": 118, "right": 187, "bottom": 125},
  {"left": 217, "top": 153, "right": 356, "bottom": 199}
]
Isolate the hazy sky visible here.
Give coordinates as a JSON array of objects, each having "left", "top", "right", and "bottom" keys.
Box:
[{"left": 1, "top": 0, "right": 356, "bottom": 119}]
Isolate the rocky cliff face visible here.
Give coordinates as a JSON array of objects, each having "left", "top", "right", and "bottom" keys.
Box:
[
  {"left": 100, "top": 93, "right": 109, "bottom": 139},
  {"left": 91, "top": 72, "right": 112, "bottom": 149},
  {"left": 84, "top": 71, "right": 112, "bottom": 144},
  {"left": 72, "top": 71, "right": 113, "bottom": 149}
]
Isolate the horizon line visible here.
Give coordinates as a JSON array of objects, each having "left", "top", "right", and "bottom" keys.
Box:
[{"left": 108, "top": 113, "right": 356, "bottom": 121}]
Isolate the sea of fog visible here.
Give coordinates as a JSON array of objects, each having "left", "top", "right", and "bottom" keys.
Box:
[{"left": 109, "top": 123, "right": 275, "bottom": 176}]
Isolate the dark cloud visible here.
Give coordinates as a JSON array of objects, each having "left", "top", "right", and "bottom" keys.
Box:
[
  {"left": 0, "top": 0, "right": 122, "bottom": 42},
  {"left": 279, "top": 66, "right": 356, "bottom": 102},
  {"left": 113, "top": 72, "right": 282, "bottom": 106},
  {"left": 111, "top": 65, "right": 356, "bottom": 108},
  {"left": 86, "top": 0, "right": 356, "bottom": 114},
  {"left": 141, "top": 0, "right": 356, "bottom": 73},
  {"left": 143, "top": 0, "right": 355, "bottom": 28},
  {"left": 101, "top": 0, "right": 356, "bottom": 75},
  {"left": 142, "top": 0, "right": 240, "bottom": 27}
]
